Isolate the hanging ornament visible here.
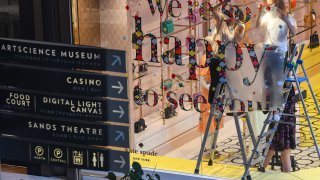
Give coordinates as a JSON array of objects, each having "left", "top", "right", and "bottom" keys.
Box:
[
  {"left": 125, "top": 5, "right": 130, "bottom": 11},
  {"left": 266, "top": 6, "right": 271, "bottom": 11},
  {"left": 171, "top": 74, "right": 176, "bottom": 79}
]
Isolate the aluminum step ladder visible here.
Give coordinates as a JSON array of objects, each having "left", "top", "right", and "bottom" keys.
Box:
[
  {"left": 242, "top": 40, "right": 320, "bottom": 179},
  {"left": 194, "top": 41, "right": 320, "bottom": 180}
]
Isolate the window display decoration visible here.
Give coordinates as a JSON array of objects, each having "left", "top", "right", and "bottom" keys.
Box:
[
  {"left": 143, "top": 90, "right": 159, "bottom": 107},
  {"left": 163, "top": 105, "right": 178, "bottom": 119},
  {"left": 190, "top": 9, "right": 201, "bottom": 24},
  {"left": 242, "top": 43, "right": 261, "bottom": 86},
  {"left": 235, "top": 6, "right": 252, "bottom": 23},
  {"left": 162, "top": 19, "right": 175, "bottom": 34},
  {"left": 290, "top": 0, "right": 297, "bottom": 9},
  {"left": 134, "top": 118, "right": 147, "bottom": 133},
  {"left": 132, "top": 16, "right": 159, "bottom": 63},
  {"left": 168, "top": 0, "right": 182, "bottom": 18},
  {"left": 162, "top": 79, "right": 173, "bottom": 91},
  {"left": 179, "top": 94, "right": 192, "bottom": 111},
  {"left": 309, "top": 31, "right": 319, "bottom": 49},
  {"left": 162, "top": 36, "right": 182, "bottom": 65},
  {"left": 199, "top": 2, "right": 215, "bottom": 20},
  {"left": 134, "top": 84, "right": 143, "bottom": 105},
  {"left": 222, "top": 3, "right": 251, "bottom": 23},
  {"left": 132, "top": 62, "right": 148, "bottom": 73},
  {"left": 147, "top": 0, "right": 165, "bottom": 16},
  {"left": 166, "top": 91, "right": 179, "bottom": 109},
  {"left": 134, "top": 84, "right": 159, "bottom": 107},
  {"left": 188, "top": 38, "right": 213, "bottom": 80},
  {"left": 193, "top": 94, "right": 208, "bottom": 113}
]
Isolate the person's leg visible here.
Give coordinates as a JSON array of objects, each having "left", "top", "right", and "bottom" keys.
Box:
[
  {"left": 263, "top": 150, "right": 275, "bottom": 168},
  {"left": 281, "top": 149, "right": 292, "bottom": 172}
]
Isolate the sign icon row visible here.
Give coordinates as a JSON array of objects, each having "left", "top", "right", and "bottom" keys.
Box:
[
  {"left": 30, "top": 144, "right": 128, "bottom": 172},
  {"left": 32, "top": 144, "right": 107, "bottom": 169}
]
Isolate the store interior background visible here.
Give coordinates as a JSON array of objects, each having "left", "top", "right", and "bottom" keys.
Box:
[
  {"left": 75, "top": 0, "right": 320, "bottom": 156},
  {"left": 1, "top": 0, "right": 320, "bottom": 179}
]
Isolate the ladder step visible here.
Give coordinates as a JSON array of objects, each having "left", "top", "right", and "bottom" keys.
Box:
[
  {"left": 285, "top": 76, "right": 308, "bottom": 83},
  {"left": 251, "top": 156, "right": 265, "bottom": 166},
  {"left": 238, "top": 113, "right": 246, "bottom": 118},
  {"left": 243, "top": 134, "right": 252, "bottom": 139},
  {"left": 283, "top": 87, "right": 291, "bottom": 93},
  {"left": 261, "top": 129, "right": 277, "bottom": 138}
]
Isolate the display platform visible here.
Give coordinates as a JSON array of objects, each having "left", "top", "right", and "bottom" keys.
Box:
[
  {"left": 3, "top": 163, "right": 320, "bottom": 180},
  {"left": 129, "top": 153, "right": 320, "bottom": 180}
]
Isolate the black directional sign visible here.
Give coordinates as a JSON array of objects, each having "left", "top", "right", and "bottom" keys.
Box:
[
  {"left": 0, "top": 88, "right": 129, "bottom": 123},
  {"left": 0, "top": 38, "right": 130, "bottom": 174},
  {"left": 0, "top": 137, "right": 130, "bottom": 173},
  {"left": 0, "top": 63, "right": 128, "bottom": 99},
  {"left": 0, "top": 38, "right": 126, "bottom": 72},
  {"left": 0, "top": 113, "right": 129, "bottom": 148}
]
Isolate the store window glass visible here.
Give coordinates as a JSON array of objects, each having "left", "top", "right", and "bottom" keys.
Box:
[{"left": 71, "top": 0, "right": 320, "bottom": 179}]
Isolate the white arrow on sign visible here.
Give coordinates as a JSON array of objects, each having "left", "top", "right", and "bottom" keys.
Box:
[
  {"left": 115, "top": 130, "right": 125, "bottom": 142},
  {"left": 112, "top": 55, "right": 121, "bottom": 66},
  {"left": 112, "top": 106, "right": 125, "bottom": 118},
  {"left": 111, "top": 81, "right": 124, "bottom": 94},
  {"left": 114, "top": 155, "right": 126, "bottom": 168}
]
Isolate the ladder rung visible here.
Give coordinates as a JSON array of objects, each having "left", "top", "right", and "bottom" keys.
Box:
[
  {"left": 285, "top": 76, "right": 308, "bottom": 83},
  {"left": 261, "top": 129, "right": 277, "bottom": 138},
  {"left": 283, "top": 88, "right": 291, "bottom": 93},
  {"left": 251, "top": 156, "right": 265, "bottom": 166},
  {"left": 268, "top": 119, "right": 311, "bottom": 127},
  {"left": 238, "top": 113, "right": 246, "bottom": 118},
  {"left": 243, "top": 134, "right": 252, "bottom": 139}
]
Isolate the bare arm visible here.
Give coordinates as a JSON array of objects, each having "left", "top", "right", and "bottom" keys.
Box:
[
  {"left": 281, "top": 14, "right": 296, "bottom": 36},
  {"left": 256, "top": 6, "right": 263, "bottom": 28},
  {"left": 212, "top": 0, "right": 230, "bottom": 36}
]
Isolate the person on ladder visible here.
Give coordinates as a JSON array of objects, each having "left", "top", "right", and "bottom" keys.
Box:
[
  {"left": 198, "top": 0, "right": 246, "bottom": 159},
  {"left": 256, "top": 0, "right": 297, "bottom": 172}
]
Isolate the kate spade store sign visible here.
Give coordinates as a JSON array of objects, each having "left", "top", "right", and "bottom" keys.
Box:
[
  {"left": 0, "top": 38, "right": 126, "bottom": 73},
  {"left": 0, "top": 88, "right": 129, "bottom": 123},
  {"left": 0, "top": 137, "right": 129, "bottom": 173},
  {"left": 0, "top": 63, "right": 128, "bottom": 99},
  {"left": 0, "top": 113, "right": 129, "bottom": 148}
]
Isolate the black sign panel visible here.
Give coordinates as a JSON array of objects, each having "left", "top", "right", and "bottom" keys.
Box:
[
  {"left": 0, "top": 137, "right": 130, "bottom": 173},
  {"left": 0, "top": 38, "right": 126, "bottom": 73},
  {"left": 0, "top": 88, "right": 129, "bottom": 123},
  {"left": 0, "top": 113, "right": 129, "bottom": 148},
  {"left": 0, "top": 64, "right": 128, "bottom": 99}
]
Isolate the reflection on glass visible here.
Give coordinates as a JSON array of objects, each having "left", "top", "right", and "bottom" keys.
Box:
[{"left": 0, "top": 0, "right": 20, "bottom": 38}]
